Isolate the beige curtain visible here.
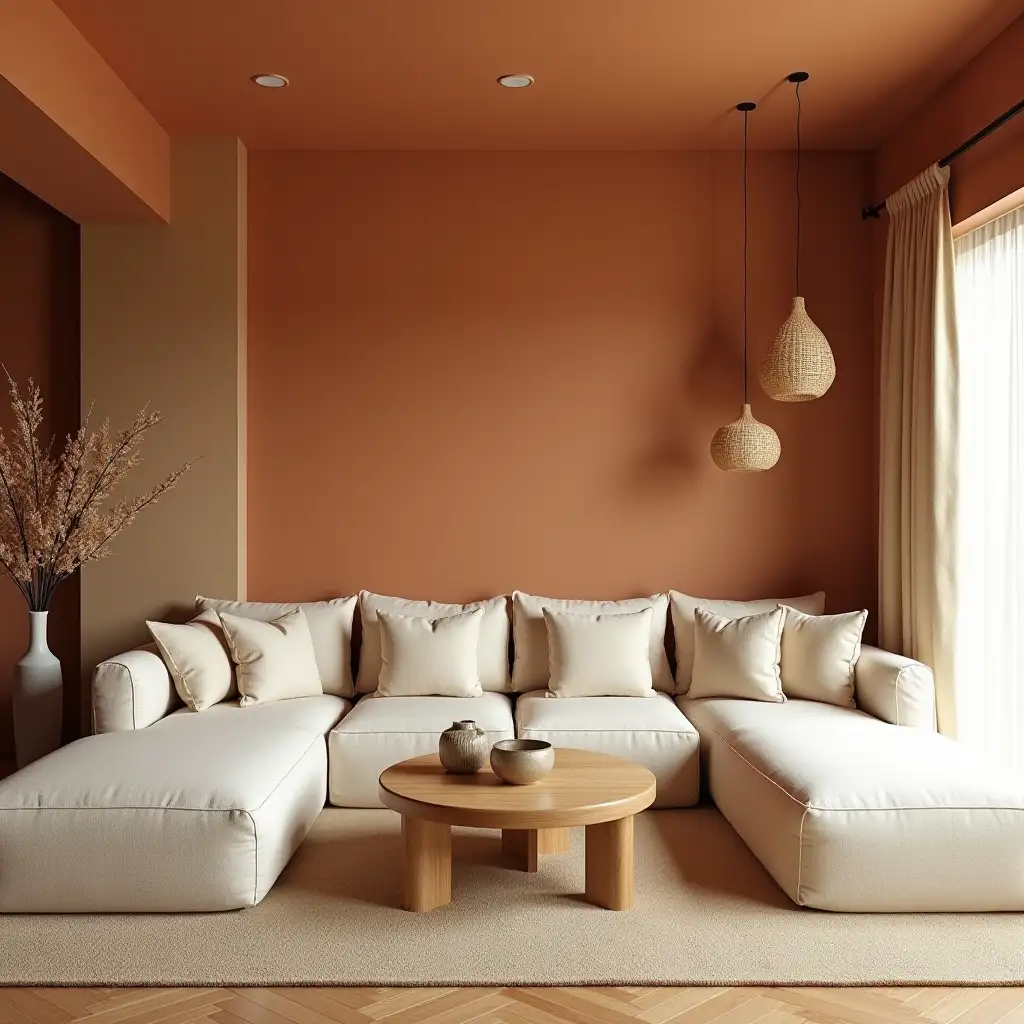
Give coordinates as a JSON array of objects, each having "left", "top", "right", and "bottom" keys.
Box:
[{"left": 879, "top": 163, "right": 959, "bottom": 735}]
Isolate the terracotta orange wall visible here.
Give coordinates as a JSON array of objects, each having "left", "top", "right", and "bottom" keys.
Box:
[
  {"left": 248, "top": 151, "right": 876, "bottom": 623},
  {"left": 0, "top": 173, "right": 80, "bottom": 765},
  {"left": 873, "top": 12, "right": 1024, "bottom": 225}
]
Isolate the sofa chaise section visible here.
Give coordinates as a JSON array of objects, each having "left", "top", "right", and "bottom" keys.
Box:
[
  {"left": 328, "top": 692, "right": 515, "bottom": 807},
  {"left": 0, "top": 653, "right": 349, "bottom": 912},
  {"left": 679, "top": 684, "right": 1024, "bottom": 912},
  {"left": 515, "top": 690, "right": 699, "bottom": 807}
]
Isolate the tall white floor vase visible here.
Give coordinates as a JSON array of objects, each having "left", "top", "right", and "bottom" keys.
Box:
[{"left": 13, "top": 611, "right": 62, "bottom": 768}]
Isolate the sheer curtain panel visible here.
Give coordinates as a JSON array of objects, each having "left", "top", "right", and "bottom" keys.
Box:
[{"left": 954, "top": 203, "right": 1024, "bottom": 772}]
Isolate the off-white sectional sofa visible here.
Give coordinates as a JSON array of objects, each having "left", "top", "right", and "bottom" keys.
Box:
[{"left": 1, "top": 594, "right": 1023, "bottom": 914}]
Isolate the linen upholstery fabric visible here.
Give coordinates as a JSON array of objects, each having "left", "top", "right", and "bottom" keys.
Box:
[
  {"left": 544, "top": 607, "right": 656, "bottom": 698},
  {"left": 516, "top": 690, "right": 698, "bottom": 807},
  {"left": 356, "top": 592, "right": 510, "bottom": 694},
  {"left": 328, "top": 692, "right": 514, "bottom": 807},
  {"left": 377, "top": 608, "right": 484, "bottom": 697},
  {"left": 512, "top": 592, "right": 672, "bottom": 693},
  {"left": 670, "top": 591, "right": 825, "bottom": 694},
  {"left": 91, "top": 644, "right": 181, "bottom": 733},
  {"left": 196, "top": 595, "right": 357, "bottom": 698},
  {"left": 780, "top": 606, "right": 867, "bottom": 708},
  {"left": 688, "top": 607, "right": 785, "bottom": 702},
  {"left": 147, "top": 609, "right": 235, "bottom": 711},
  {"left": 679, "top": 695, "right": 1024, "bottom": 911},
  {"left": 219, "top": 609, "right": 323, "bottom": 706},
  {"left": 0, "top": 695, "right": 349, "bottom": 912},
  {"left": 854, "top": 645, "right": 937, "bottom": 729},
  {"left": 880, "top": 164, "right": 959, "bottom": 735}
]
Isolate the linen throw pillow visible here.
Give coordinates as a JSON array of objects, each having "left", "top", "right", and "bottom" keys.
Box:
[
  {"left": 377, "top": 608, "right": 485, "bottom": 698},
  {"left": 544, "top": 607, "right": 656, "bottom": 698},
  {"left": 218, "top": 608, "right": 323, "bottom": 706},
  {"left": 147, "top": 609, "right": 235, "bottom": 712},
  {"left": 355, "top": 592, "right": 509, "bottom": 693},
  {"left": 511, "top": 592, "right": 672, "bottom": 693},
  {"left": 195, "top": 595, "right": 357, "bottom": 697},
  {"left": 670, "top": 590, "right": 825, "bottom": 694},
  {"left": 688, "top": 606, "right": 786, "bottom": 702},
  {"left": 780, "top": 605, "right": 868, "bottom": 707}
]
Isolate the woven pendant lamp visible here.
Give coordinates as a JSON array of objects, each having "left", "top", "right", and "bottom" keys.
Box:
[
  {"left": 760, "top": 72, "right": 835, "bottom": 403},
  {"left": 711, "top": 102, "right": 781, "bottom": 473}
]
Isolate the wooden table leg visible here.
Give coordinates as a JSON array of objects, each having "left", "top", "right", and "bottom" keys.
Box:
[
  {"left": 402, "top": 816, "right": 451, "bottom": 912},
  {"left": 585, "top": 815, "right": 634, "bottom": 910},
  {"left": 502, "top": 827, "right": 570, "bottom": 872}
]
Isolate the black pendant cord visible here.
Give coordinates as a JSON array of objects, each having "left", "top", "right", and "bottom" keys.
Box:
[
  {"left": 795, "top": 78, "right": 802, "bottom": 297},
  {"left": 743, "top": 106, "right": 750, "bottom": 405},
  {"left": 737, "top": 101, "right": 756, "bottom": 405}
]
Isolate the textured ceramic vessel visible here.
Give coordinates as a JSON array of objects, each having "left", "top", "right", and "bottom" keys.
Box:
[
  {"left": 12, "top": 611, "right": 63, "bottom": 768},
  {"left": 490, "top": 738, "right": 554, "bottom": 785},
  {"left": 438, "top": 720, "right": 489, "bottom": 774}
]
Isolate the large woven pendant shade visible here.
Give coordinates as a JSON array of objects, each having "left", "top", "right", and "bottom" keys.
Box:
[
  {"left": 760, "top": 72, "right": 835, "bottom": 403},
  {"left": 710, "top": 102, "right": 781, "bottom": 473},
  {"left": 760, "top": 296, "right": 836, "bottom": 401},
  {"left": 711, "top": 404, "right": 781, "bottom": 472}
]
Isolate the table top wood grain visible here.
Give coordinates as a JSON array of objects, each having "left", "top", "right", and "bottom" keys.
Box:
[{"left": 378, "top": 748, "right": 656, "bottom": 829}]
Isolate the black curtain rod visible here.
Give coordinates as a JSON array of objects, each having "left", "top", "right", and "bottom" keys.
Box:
[{"left": 861, "top": 95, "right": 1024, "bottom": 220}]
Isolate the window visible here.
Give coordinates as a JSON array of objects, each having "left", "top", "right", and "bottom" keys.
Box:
[{"left": 954, "top": 204, "right": 1024, "bottom": 772}]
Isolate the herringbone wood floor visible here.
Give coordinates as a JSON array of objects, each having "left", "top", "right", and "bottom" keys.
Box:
[{"left": 1, "top": 986, "right": 1023, "bottom": 1024}]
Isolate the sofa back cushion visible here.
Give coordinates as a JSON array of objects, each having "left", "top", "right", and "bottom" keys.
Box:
[
  {"left": 670, "top": 590, "right": 825, "bottom": 694},
  {"left": 356, "top": 592, "right": 510, "bottom": 693},
  {"left": 195, "top": 595, "right": 357, "bottom": 698},
  {"left": 512, "top": 592, "right": 672, "bottom": 693}
]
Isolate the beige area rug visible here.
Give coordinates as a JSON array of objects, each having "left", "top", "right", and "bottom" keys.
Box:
[{"left": 1, "top": 808, "right": 1023, "bottom": 987}]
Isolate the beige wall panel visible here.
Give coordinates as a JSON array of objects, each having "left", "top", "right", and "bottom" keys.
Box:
[{"left": 80, "top": 137, "right": 246, "bottom": 715}]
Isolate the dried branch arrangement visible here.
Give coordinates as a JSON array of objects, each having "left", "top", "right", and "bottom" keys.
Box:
[{"left": 0, "top": 371, "right": 194, "bottom": 611}]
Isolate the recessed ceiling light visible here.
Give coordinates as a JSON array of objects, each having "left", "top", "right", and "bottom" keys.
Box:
[
  {"left": 497, "top": 74, "right": 534, "bottom": 89},
  {"left": 251, "top": 73, "right": 289, "bottom": 89}
]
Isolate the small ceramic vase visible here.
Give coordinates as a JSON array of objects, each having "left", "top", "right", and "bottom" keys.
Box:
[{"left": 439, "top": 720, "right": 489, "bottom": 774}]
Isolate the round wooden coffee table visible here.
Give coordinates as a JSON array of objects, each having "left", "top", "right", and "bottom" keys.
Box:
[{"left": 378, "top": 748, "right": 656, "bottom": 913}]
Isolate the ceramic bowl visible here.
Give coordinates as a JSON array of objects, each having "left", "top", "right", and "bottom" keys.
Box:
[{"left": 490, "top": 739, "right": 555, "bottom": 785}]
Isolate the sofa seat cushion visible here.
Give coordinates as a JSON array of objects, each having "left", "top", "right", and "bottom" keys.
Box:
[
  {"left": 0, "top": 697, "right": 349, "bottom": 912},
  {"left": 516, "top": 691, "right": 699, "bottom": 807},
  {"left": 328, "top": 692, "right": 514, "bottom": 807},
  {"left": 162, "top": 693, "right": 349, "bottom": 734},
  {"left": 678, "top": 696, "right": 1024, "bottom": 911}
]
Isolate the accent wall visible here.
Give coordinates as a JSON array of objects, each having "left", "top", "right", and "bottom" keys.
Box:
[{"left": 248, "top": 151, "right": 876, "bottom": 621}]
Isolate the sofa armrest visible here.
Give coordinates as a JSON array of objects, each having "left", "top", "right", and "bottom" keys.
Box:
[
  {"left": 91, "top": 644, "right": 181, "bottom": 733},
  {"left": 854, "top": 645, "right": 936, "bottom": 730}
]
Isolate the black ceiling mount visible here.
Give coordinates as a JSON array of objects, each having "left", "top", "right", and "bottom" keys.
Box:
[
  {"left": 787, "top": 71, "right": 810, "bottom": 84},
  {"left": 736, "top": 101, "right": 756, "bottom": 112}
]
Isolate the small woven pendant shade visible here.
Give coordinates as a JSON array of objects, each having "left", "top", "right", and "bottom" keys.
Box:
[
  {"left": 759, "top": 296, "right": 836, "bottom": 402},
  {"left": 711, "top": 403, "right": 781, "bottom": 472}
]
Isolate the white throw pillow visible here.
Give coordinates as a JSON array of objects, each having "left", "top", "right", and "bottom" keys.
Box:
[
  {"left": 512, "top": 592, "right": 672, "bottom": 693},
  {"left": 670, "top": 590, "right": 825, "bottom": 694},
  {"left": 355, "top": 592, "right": 509, "bottom": 693},
  {"left": 544, "top": 608, "right": 656, "bottom": 698},
  {"left": 689, "top": 606, "right": 786, "bottom": 702},
  {"left": 195, "top": 595, "right": 357, "bottom": 697},
  {"left": 780, "top": 605, "right": 868, "bottom": 708},
  {"left": 218, "top": 608, "right": 323, "bottom": 707},
  {"left": 147, "top": 609, "right": 235, "bottom": 712},
  {"left": 377, "top": 608, "right": 485, "bottom": 698}
]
